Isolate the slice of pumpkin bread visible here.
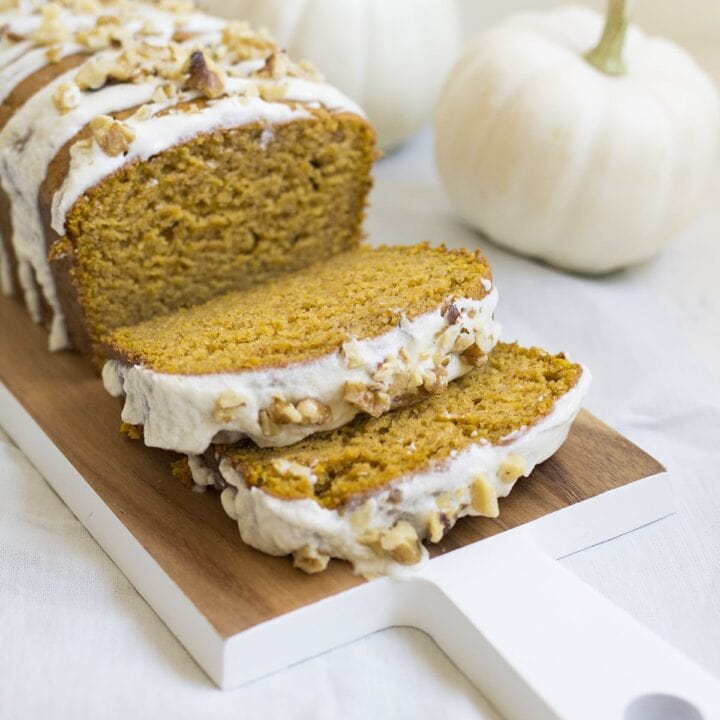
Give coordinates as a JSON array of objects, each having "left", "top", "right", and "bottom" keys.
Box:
[
  {"left": 102, "top": 244, "right": 500, "bottom": 454},
  {"left": 189, "top": 343, "right": 590, "bottom": 577}
]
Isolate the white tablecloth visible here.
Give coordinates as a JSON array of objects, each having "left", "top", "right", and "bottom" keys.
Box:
[{"left": 1, "top": 130, "right": 719, "bottom": 719}]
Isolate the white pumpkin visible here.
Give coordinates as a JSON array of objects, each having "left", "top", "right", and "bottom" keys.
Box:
[
  {"left": 434, "top": 1, "right": 720, "bottom": 274},
  {"left": 201, "top": 0, "right": 462, "bottom": 149}
]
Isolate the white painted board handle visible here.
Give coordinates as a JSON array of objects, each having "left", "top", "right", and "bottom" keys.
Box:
[{"left": 415, "top": 531, "right": 720, "bottom": 720}]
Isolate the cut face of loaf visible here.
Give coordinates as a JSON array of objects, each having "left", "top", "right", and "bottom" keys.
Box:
[
  {"left": 0, "top": 1, "right": 375, "bottom": 359},
  {"left": 102, "top": 244, "right": 500, "bottom": 454},
  {"left": 189, "top": 343, "right": 590, "bottom": 578}
]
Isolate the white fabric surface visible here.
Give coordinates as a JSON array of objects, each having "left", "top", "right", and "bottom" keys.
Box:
[{"left": 1, "top": 130, "right": 719, "bottom": 719}]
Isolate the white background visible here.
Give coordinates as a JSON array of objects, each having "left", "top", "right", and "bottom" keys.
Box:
[{"left": 2, "top": 3, "right": 720, "bottom": 718}]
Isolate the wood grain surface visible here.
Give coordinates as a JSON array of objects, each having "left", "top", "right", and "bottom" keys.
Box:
[{"left": 0, "top": 295, "right": 665, "bottom": 638}]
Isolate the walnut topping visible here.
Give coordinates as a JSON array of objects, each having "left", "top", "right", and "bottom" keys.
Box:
[
  {"left": 258, "top": 409, "right": 277, "bottom": 437},
  {"left": 293, "top": 545, "right": 330, "bottom": 574},
  {"left": 437, "top": 323, "right": 462, "bottom": 354},
  {"left": 296, "top": 398, "right": 332, "bottom": 426},
  {"left": 266, "top": 397, "right": 302, "bottom": 425},
  {"left": 32, "top": 3, "right": 70, "bottom": 46},
  {"left": 258, "top": 83, "right": 287, "bottom": 102},
  {"left": 349, "top": 501, "right": 373, "bottom": 532},
  {"left": 51, "top": 81, "right": 80, "bottom": 114},
  {"left": 158, "top": 0, "right": 196, "bottom": 12},
  {"left": 89, "top": 115, "right": 135, "bottom": 157},
  {"left": 341, "top": 338, "right": 365, "bottom": 369},
  {"left": 213, "top": 390, "right": 247, "bottom": 423},
  {"left": 452, "top": 329, "right": 475, "bottom": 354},
  {"left": 74, "top": 58, "right": 116, "bottom": 90},
  {"left": 297, "top": 59, "right": 323, "bottom": 82},
  {"left": 461, "top": 343, "right": 487, "bottom": 367},
  {"left": 221, "top": 21, "right": 276, "bottom": 62},
  {"left": 184, "top": 50, "right": 226, "bottom": 99},
  {"left": 444, "top": 303, "right": 460, "bottom": 325},
  {"left": 422, "top": 366, "right": 448, "bottom": 394},
  {"left": 45, "top": 44, "right": 64, "bottom": 63},
  {"left": 261, "top": 396, "right": 332, "bottom": 429},
  {"left": 153, "top": 82, "right": 177, "bottom": 103},
  {"left": 344, "top": 382, "right": 391, "bottom": 418},
  {"left": 498, "top": 453, "right": 526, "bottom": 484},
  {"left": 427, "top": 511, "right": 445, "bottom": 543},
  {"left": 255, "top": 51, "right": 291, "bottom": 80},
  {"left": 359, "top": 521, "right": 423, "bottom": 566},
  {"left": 470, "top": 474, "right": 499, "bottom": 517}
]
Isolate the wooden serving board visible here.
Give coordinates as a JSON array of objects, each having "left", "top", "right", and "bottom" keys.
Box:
[{"left": 3, "top": 294, "right": 719, "bottom": 718}]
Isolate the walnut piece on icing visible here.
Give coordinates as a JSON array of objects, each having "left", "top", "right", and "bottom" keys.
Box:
[
  {"left": 296, "top": 398, "right": 332, "bottom": 426},
  {"left": 32, "top": 3, "right": 71, "bottom": 46},
  {"left": 380, "top": 521, "right": 422, "bottom": 564},
  {"left": 184, "top": 50, "right": 226, "bottom": 99},
  {"left": 470, "top": 473, "right": 499, "bottom": 517},
  {"left": 461, "top": 343, "right": 487, "bottom": 367},
  {"left": 293, "top": 545, "right": 330, "bottom": 574},
  {"left": 266, "top": 397, "right": 303, "bottom": 425},
  {"left": 344, "top": 382, "right": 392, "bottom": 418},
  {"left": 498, "top": 453, "right": 526, "bottom": 484},
  {"left": 213, "top": 390, "right": 246, "bottom": 423},
  {"left": 221, "top": 21, "right": 276, "bottom": 62},
  {"left": 254, "top": 51, "right": 291, "bottom": 80},
  {"left": 359, "top": 521, "right": 423, "bottom": 565},
  {"left": 52, "top": 81, "right": 81, "bottom": 114},
  {"left": 89, "top": 115, "right": 135, "bottom": 157}
]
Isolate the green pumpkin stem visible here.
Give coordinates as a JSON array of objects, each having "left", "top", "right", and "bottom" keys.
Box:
[{"left": 584, "top": 0, "right": 633, "bottom": 77}]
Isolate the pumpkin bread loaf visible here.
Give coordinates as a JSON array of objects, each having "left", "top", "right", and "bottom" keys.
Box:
[
  {"left": 103, "top": 244, "right": 500, "bottom": 453},
  {"left": 0, "top": 1, "right": 375, "bottom": 359},
  {"left": 188, "top": 343, "right": 590, "bottom": 577}
]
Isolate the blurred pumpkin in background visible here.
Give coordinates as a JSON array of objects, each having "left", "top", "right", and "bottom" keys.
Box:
[
  {"left": 200, "top": 0, "right": 462, "bottom": 150},
  {"left": 434, "top": 0, "right": 720, "bottom": 274}
]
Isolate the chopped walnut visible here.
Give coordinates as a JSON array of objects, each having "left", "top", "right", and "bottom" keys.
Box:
[
  {"left": 89, "top": 115, "right": 135, "bottom": 157},
  {"left": 213, "top": 390, "right": 246, "bottom": 423},
  {"left": 427, "top": 511, "right": 445, "bottom": 543},
  {"left": 184, "top": 50, "right": 226, "bottom": 99},
  {"left": 152, "top": 82, "right": 177, "bottom": 103},
  {"left": 444, "top": 303, "right": 461, "bottom": 325},
  {"left": 379, "top": 521, "right": 423, "bottom": 565},
  {"left": 452, "top": 329, "right": 475, "bottom": 353},
  {"left": 255, "top": 51, "right": 292, "bottom": 80},
  {"left": 221, "top": 21, "right": 276, "bottom": 62},
  {"left": 344, "top": 382, "right": 391, "bottom": 418},
  {"left": 258, "top": 409, "right": 278, "bottom": 437},
  {"left": 437, "top": 323, "right": 462, "bottom": 354},
  {"left": 293, "top": 546, "right": 330, "bottom": 574},
  {"left": 498, "top": 453, "right": 526, "bottom": 484},
  {"left": 422, "top": 366, "right": 448, "bottom": 394},
  {"left": 349, "top": 501, "right": 373, "bottom": 532},
  {"left": 297, "top": 59, "right": 323, "bottom": 82},
  {"left": 32, "top": 3, "right": 70, "bottom": 46},
  {"left": 341, "top": 338, "right": 365, "bottom": 369},
  {"left": 266, "top": 397, "right": 303, "bottom": 425},
  {"left": 461, "top": 343, "right": 487, "bottom": 367},
  {"left": 74, "top": 58, "right": 115, "bottom": 91},
  {"left": 470, "top": 474, "right": 499, "bottom": 518},
  {"left": 259, "top": 83, "right": 288, "bottom": 102},
  {"left": 159, "top": 0, "right": 196, "bottom": 12},
  {"left": 296, "top": 398, "right": 332, "bottom": 426},
  {"left": 45, "top": 44, "right": 63, "bottom": 63},
  {"left": 51, "top": 81, "right": 81, "bottom": 114}
]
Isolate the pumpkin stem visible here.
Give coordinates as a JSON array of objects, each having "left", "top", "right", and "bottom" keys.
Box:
[{"left": 584, "top": 0, "right": 633, "bottom": 77}]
